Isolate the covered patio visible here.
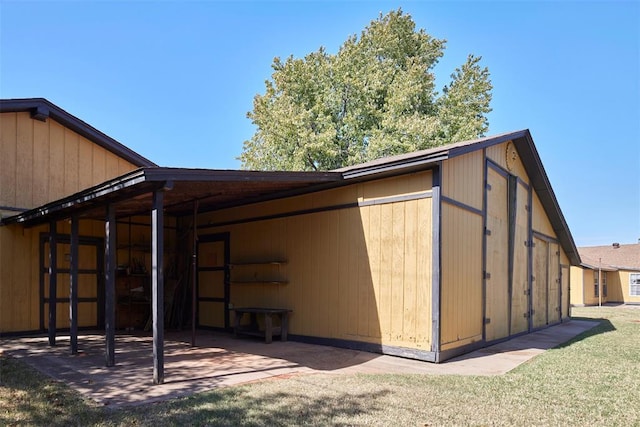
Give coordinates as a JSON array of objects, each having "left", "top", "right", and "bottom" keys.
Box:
[{"left": 2, "top": 167, "right": 343, "bottom": 384}]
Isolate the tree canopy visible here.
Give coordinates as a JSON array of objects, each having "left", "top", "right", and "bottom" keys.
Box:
[{"left": 240, "top": 9, "right": 492, "bottom": 171}]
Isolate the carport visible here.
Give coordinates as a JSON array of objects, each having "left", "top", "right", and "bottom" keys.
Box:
[{"left": 2, "top": 167, "right": 342, "bottom": 384}]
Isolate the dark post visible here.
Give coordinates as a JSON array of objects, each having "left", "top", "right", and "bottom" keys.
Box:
[
  {"left": 48, "top": 221, "right": 58, "bottom": 346},
  {"left": 152, "top": 189, "right": 165, "bottom": 384},
  {"left": 105, "top": 204, "right": 116, "bottom": 367},
  {"left": 191, "top": 200, "right": 198, "bottom": 347},
  {"left": 70, "top": 214, "right": 79, "bottom": 354}
]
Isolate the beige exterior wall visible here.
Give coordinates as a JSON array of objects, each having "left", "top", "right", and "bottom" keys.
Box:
[
  {"left": 200, "top": 172, "right": 434, "bottom": 351},
  {"left": 572, "top": 267, "right": 640, "bottom": 305}
]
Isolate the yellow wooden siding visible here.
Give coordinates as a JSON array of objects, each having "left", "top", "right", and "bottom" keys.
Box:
[
  {"left": 0, "top": 112, "right": 139, "bottom": 214},
  {"left": 561, "top": 265, "right": 570, "bottom": 319},
  {"left": 548, "top": 242, "right": 561, "bottom": 323},
  {"left": 532, "top": 236, "right": 548, "bottom": 328},
  {"left": 485, "top": 168, "right": 509, "bottom": 341},
  {"left": 0, "top": 112, "right": 18, "bottom": 213},
  {"left": 532, "top": 190, "right": 555, "bottom": 237},
  {"left": 360, "top": 171, "right": 432, "bottom": 201},
  {"left": 441, "top": 149, "right": 483, "bottom": 210},
  {"left": 199, "top": 171, "right": 433, "bottom": 226},
  {"left": 440, "top": 203, "right": 483, "bottom": 350},
  {"left": 511, "top": 181, "right": 530, "bottom": 334},
  {"left": 569, "top": 266, "right": 585, "bottom": 305},
  {"left": 205, "top": 186, "right": 433, "bottom": 351},
  {"left": 485, "top": 141, "right": 530, "bottom": 185},
  {"left": 1, "top": 218, "right": 160, "bottom": 333}
]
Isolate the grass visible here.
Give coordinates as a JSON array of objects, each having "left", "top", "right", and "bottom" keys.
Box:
[{"left": 1, "top": 306, "right": 639, "bottom": 426}]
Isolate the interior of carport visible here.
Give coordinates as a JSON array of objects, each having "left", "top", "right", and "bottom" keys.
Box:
[{"left": 4, "top": 167, "right": 343, "bottom": 384}]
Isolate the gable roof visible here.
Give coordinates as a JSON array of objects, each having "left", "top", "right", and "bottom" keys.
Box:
[
  {"left": 338, "top": 129, "right": 580, "bottom": 266},
  {"left": 579, "top": 243, "right": 640, "bottom": 271},
  {"left": 0, "top": 98, "right": 156, "bottom": 167},
  {"left": 0, "top": 122, "right": 579, "bottom": 265}
]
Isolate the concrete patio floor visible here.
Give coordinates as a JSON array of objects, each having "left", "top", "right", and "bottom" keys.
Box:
[{"left": 1, "top": 319, "right": 598, "bottom": 407}]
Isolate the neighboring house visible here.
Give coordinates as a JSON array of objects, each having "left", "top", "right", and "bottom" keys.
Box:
[
  {"left": 0, "top": 98, "right": 580, "bottom": 384},
  {"left": 570, "top": 243, "right": 640, "bottom": 306}
]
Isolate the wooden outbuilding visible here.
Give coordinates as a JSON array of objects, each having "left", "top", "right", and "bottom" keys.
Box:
[{"left": 1, "top": 98, "right": 580, "bottom": 383}]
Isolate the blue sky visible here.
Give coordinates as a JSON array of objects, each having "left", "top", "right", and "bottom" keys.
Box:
[{"left": 1, "top": 1, "right": 638, "bottom": 247}]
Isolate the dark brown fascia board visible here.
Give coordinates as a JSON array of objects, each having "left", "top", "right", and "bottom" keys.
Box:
[
  {"left": 0, "top": 98, "right": 157, "bottom": 167},
  {"left": 511, "top": 132, "right": 581, "bottom": 266},
  {"left": 338, "top": 130, "right": 530, "bottom": 181},
  {"left": 447, "top": 129, "right": 530, "bottom": 158},
  {"left": 340, "top": 152, "right": 449, "bottom": 180},
  {"left": 0, "top": 167, "right": 344, "bottom": 226},
  {"left": 0, "top": 169, "right": 150, "bottom": 226},
  {"left": 142, "top": 167, "right": 343, "bottom": 183}
]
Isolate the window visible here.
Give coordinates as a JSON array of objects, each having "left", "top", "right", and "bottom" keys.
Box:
[
  {"left": 594, "top": 271, "right": 608, "bottom": 298},
  {"left": 631, "top": 273, "right": 640, "bottom": 297}
]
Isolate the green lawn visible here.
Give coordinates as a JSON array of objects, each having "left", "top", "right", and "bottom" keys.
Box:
[{"left": 1, "top": 306, "right": 639, "bottom": 426}]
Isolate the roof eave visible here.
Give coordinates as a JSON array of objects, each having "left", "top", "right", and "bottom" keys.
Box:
[{"left": 0, "top": 98, "right": 157, "bottom": 167}]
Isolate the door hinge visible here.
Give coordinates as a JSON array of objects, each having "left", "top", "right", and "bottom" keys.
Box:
[
  {"left": 484, "top": 271, "right": 491, "bottom": 279},
  {"left": 524, "top": 289, "right": 531, "bottom": 296},
  {"left": 485, "top": 228, "right": 492, "bottom": 236},
  {"left": 486, "top": 183, "right": 492, "bottom": 191},
  {"left": 523, "top": 312, "right": 530, "bottom": 318},
  {"left": 525, "top": 204, "right": 531, "bottom": 212},
  {"left": 484, "top": 318, "right": 491, "bottom": 324},
  {"left": 531, "top": 275, "right": 535, "bottom": 282}
]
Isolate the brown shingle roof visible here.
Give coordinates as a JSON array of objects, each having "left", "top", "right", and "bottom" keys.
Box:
[{"left": 578, "top": 243, "right": 640, "bottom": 271}]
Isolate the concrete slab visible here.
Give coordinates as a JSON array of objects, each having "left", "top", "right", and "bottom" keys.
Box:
[{"left": 0, "top": 319, "right": 598, "bottom": 407}]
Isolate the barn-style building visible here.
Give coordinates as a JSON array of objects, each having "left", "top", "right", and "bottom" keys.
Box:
[{"left": 0, "top": 98, "right": 580, "bottom": 383}]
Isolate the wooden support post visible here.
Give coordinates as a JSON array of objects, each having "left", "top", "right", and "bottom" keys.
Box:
[
  {"left": 48, "top": 221, "right": 58, "bottom": 346},
  {"left": 152, "top": 189, "right": 165, "bottom": 385},
  {"left": 191, "top": 200, "right": 198, "bottom": 347},
  {"left": 105, "top": 205, "right": 116, "bottom": 367},
  {"left": 70, "top": 214, "right": 79, "bottom": 354}
]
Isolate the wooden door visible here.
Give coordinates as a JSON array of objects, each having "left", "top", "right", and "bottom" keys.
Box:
[
  {"left": 41, "top": 235, "right": 104, "bottom": 329},
  {"left": 196, "top": 233, "right": 230, "bottom": 329},
  {"left": 532, "top": 236, "right": 549, "bottom": 329},
  {"left": 510, "top": 181, "right": 530, "bottom": 335},
  {"left": 485, "top": 168, "right": 510, "bottom": 342},
  {"left": 547, "top": 242, "right": 561, "bottom": 324}
]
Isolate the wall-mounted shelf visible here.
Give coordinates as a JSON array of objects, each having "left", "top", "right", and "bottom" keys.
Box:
[
  {"left": 230, "top": 280, "right": 289, "bottom": 285},
  {"left": 228, "top": 260, "right": 287, "bottom": 285},
  {"left": 228, "top": 261, "right": 287, "bottom": 267}
]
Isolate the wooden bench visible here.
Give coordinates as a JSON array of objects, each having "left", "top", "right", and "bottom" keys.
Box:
[{"left": 233, "top": 307, "right": 292, "bottom": 343}]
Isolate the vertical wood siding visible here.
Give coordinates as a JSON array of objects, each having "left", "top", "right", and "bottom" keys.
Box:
[
  {"left": 0, "top": 112, "right": 138, "bottom": 214},
  {"left": 440, "top": 203, "right": 483, "bottom": 350},
  {"left": 442, "top": 149, "right": 484, "bottom": 210},
  {"left": 532, "top": 190, "right": 555, "bottom": 237},
  {"left": 1, "top": 111, "right": 139, "bottom": 333},
  {"left": 485, "top": 141, "right": 530, "bottom": 185},
  {"left": 485, "top": 168, "right": 510, "bottom": 341},
  {"left": 202, "top": 172, "right": 434, "bottom": 351},
  {"left": 511, "top": 181, "right": 530, "bottom": 334}
]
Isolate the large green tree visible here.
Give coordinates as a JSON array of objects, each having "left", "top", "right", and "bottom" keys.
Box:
[{"left": 240, "top": 9, "right": 492, "bottom": 171}]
